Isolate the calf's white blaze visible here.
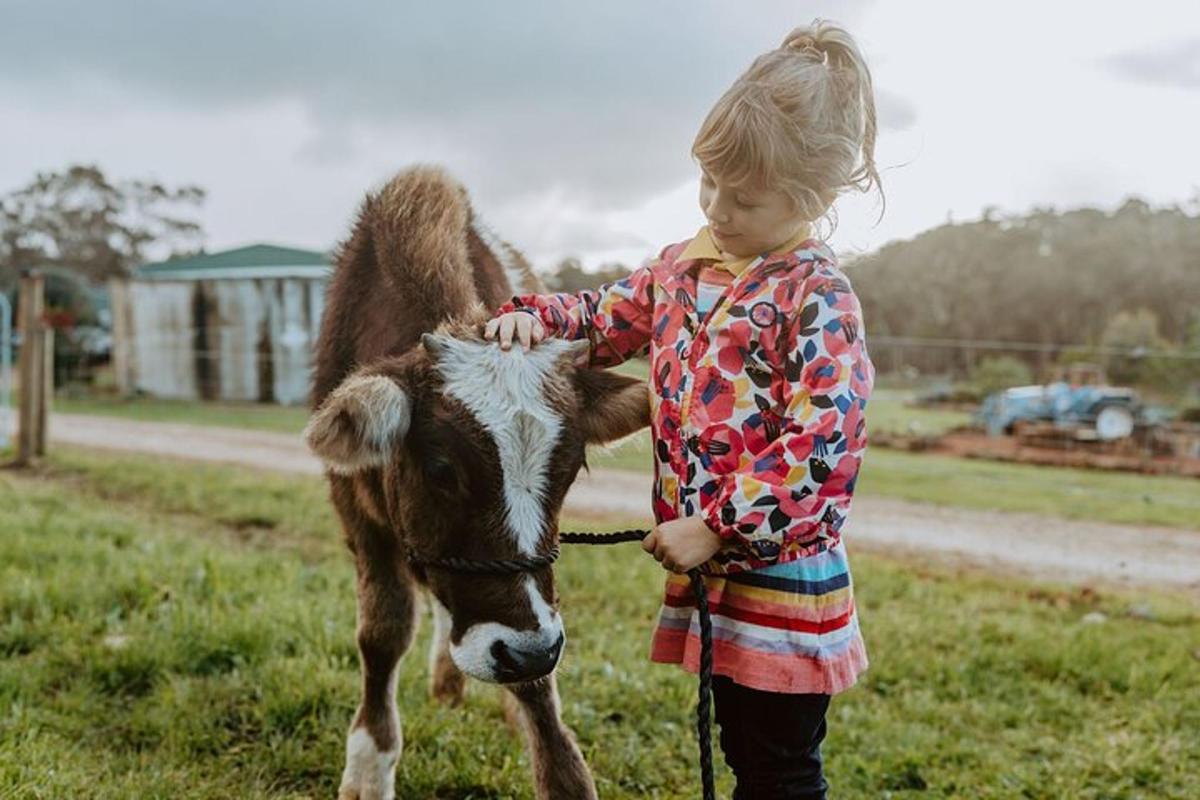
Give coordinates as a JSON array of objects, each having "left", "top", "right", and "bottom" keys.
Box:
[
  {"left": 434, "top": 337, "right": 571, "bottom": 555},
  {"left": 429, "top": 595, "right": 453, "bottom": 675}
]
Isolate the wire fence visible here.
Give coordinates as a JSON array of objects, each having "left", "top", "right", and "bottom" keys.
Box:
[
  {"left": 0, "top": 294, "right": 12, "bottom": 446},
  {"left": 868, "top": 335, "right": 1200, "bottom": 393}
]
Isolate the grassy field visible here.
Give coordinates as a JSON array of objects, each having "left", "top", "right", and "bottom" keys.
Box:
[
  {"left": 868, "top": 387, "right": 974, "bottom": 436},
  {"left": 54, "top": 395, "right": 311, "bottom": 434},
  {"left": 2, "top": 448, "right": 1198, "bottom": 798}
]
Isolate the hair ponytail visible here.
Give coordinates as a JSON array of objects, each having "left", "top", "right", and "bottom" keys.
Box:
[{"left": 780, "top": 21, "right": 881, "bottom": 201}]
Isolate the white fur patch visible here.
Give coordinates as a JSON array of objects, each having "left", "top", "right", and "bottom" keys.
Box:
[
  {"left": 340, "top": 720, "right": 400, "bottom": 800},
  {"left": 450, "top": 577, "right": 564, "bottom": 683},
  {"left": 307, "top": 374, "right": 411, "bottom": 475},
  {"left": 433, "top": 337, "right": 571, "bottom": 555},
  {"left": 525, "top": 574, "right": 559, "bottom": 631},
  {"left": 428, "top": 595, "right": 453, "bottom": 676}
]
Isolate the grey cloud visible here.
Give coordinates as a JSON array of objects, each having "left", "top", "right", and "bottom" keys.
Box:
[
  {"left": 523, "top": 216, "right": 651, "bottom": 255},
  {"left": 1102, "top": 38, "right": 1200, "bottom": 90},
  {"left": 2, "top": 1, "right": 888, "bottom": 209},
  {"left": 295, "top": 128, "right": 360, "bottom": 167},
  {"left": 877, "top": 90, "right": 917, "bottom": 130}
]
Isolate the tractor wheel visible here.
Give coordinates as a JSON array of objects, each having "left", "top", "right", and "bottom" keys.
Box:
[{"left": 1093, "top": 403, "right": 1135, "bottom": 440}]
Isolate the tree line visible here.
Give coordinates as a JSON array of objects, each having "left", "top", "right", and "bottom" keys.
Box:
[
  {"left": 844, "top": 198, "right": 1200, "bottom": 392},
  {"left": 846, "top": 198, "right": 1199, "bottom": 350}
]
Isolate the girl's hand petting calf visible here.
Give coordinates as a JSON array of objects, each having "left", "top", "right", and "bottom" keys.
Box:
[{"left": 484, "top": 311, "right": 545, "bottom": 351}]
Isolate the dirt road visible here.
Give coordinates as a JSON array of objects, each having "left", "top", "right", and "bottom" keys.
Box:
[{"left": 15, "top": 412, "right": 1200, "bottom": 596}]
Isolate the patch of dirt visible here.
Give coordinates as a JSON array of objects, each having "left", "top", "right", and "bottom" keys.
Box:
[
  {"left": 878, "top": 426, "right": 1200, "bottom": 478},
  {"left": 944, "top": 429, "right": 1200, "bottom": 477}
]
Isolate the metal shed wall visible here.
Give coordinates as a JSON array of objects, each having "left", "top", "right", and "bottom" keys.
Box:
[{"left": 129, "top": 276, "right": 325, "bottom": 405}]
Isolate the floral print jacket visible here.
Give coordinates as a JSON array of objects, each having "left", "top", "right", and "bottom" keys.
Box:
[{"left": 500, "top": 235, "right": 874, "bottom": 575}]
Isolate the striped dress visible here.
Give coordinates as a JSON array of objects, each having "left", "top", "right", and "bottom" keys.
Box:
[{"left": 649, "top": 263, "right": 868, "bottom": 695}]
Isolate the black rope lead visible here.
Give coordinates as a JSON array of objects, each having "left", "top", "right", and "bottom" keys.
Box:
[
  {"left": 557, "top": 528, "right": 648, "bottom": 546},
  {"left": 412, "top": 546, "right": 561, "bottom": 575},
  {"left": 687, "top": 567, "right": 716, "bottom": 800},
  {"left": 561, "top": 529, "right": 716, "bottom": 800}
]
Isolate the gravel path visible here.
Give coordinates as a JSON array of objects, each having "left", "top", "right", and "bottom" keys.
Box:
[{"left": 18, "top": 412, "right": 1200, "bottom": 596}]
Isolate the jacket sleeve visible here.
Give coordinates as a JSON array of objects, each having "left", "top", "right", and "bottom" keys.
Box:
[
  {"left": 495, "top": 260, "right": 657, "bottom": 368},
  {"left": 700, "top": 271, "right": 874, "bottom": 564}
]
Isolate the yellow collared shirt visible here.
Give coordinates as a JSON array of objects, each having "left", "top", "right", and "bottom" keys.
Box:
[{"left": 677, "top": 224, "right": 812, "bottom": 276}]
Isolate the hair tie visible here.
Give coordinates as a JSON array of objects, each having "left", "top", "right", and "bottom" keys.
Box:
[{"left": 784, "top": 36, "right": 829, "bottom": 64}]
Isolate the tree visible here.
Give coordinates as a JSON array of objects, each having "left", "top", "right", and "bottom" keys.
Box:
[
  {"left": 848, "top": 196, "right": 1200, "bottom": 377},
  {"left": 1099, "top": 308, "right": 1172, "bottom": 387},
  {"left": 0, "top": 164, "right": 205, "bottom": 290},
  {"left": 542, "top": 257, "right": 632, "bottom": 292},
  {"left": 969, "top": 356, "right": 1033, "bottom": 396}
]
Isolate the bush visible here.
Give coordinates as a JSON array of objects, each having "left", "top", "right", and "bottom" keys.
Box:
[
  {"left": 969, "top": 356, "right": 1034, "bottom": 397},
  {"left": 1100, "top": 309, "right": 1171, "bottom": 386}
]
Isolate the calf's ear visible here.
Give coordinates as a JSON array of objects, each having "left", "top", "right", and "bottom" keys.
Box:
[
  {"left": 304, "top": 373, "right": 411, "bottom": 474},
  {"left": 573, "top": 368, "right": 650, "bottom": 444}
]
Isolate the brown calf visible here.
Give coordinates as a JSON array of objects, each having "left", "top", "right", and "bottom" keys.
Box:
[{"left": 305, "top": 166, "right": 648, "bottom": 800}]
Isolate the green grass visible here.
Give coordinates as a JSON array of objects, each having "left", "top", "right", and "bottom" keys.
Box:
[
  {"left": 2, "top": 448, "right": 1198, "bottom": 798},
  {"left": 868, "top": 387, "right": 974, "bottom": 437},
  {"left": 858, "top": 449, "right": 1200, "bottom": 529},
  {"left": 54, "top": 395, "right": 310, "bottom": 434}
]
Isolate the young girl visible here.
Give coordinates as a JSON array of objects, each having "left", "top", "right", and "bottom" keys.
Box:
[{"left": 486, "top": 20, "right": 878, "bottom": 800}]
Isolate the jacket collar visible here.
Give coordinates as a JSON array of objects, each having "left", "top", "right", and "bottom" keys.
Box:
[{"left": 677, "top": 224, "right": 813, "bottom": 276}]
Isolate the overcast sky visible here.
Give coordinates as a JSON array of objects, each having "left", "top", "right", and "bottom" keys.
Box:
[{"left": 2, "top": 1, "right": 1198, "bottom": 269}]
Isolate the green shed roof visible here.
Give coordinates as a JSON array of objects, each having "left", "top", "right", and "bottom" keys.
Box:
[{"left": 136, "top": 244, "right": 331, "bottom": 281}]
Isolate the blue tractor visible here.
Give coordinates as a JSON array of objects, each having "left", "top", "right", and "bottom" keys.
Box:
[{"left": 978, "top": 364, "right": 1145, "bottom": 441}]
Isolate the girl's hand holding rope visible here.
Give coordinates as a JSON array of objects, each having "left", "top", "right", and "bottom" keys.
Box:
[{"left": 642, "top": 517, "right": 724, "bottom": 573}]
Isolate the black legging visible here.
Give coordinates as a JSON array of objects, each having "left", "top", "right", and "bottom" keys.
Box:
[{"left": 712, "top": 675, "right": 831, "bottom": 800}]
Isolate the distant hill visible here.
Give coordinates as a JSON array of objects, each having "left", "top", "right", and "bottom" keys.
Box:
[{"left": 846, "top": 198, "right": 1200, "bottom": 349}]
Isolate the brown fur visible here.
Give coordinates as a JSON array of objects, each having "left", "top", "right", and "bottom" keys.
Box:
[
  {"left": 313, "top": 167, "right": 471, "bottom": 406},
  {"left": 309, "top": 165, "right": 647, "bottom": 800}
]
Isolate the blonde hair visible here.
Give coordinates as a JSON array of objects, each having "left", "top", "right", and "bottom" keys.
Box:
[{"left": 692, "top": 20, "right": 883, "bottom": 230}]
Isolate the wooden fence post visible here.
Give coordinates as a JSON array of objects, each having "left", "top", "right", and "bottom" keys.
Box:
[
  {"left": 0, "top": 292, "right": 11, "bottom": 450},
  {"left": 35, "top": 327, "right": 53, "bottom": 456},
  {"left": 108, "top": 277, "right": 134, "bottom": 396},
  {"left": 15, "top": 270, "right": 46, "bottom": 466}
]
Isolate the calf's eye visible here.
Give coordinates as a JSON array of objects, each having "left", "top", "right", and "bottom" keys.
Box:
[{"left": 424, "top": 459, "right": 458, "bottom": 490}]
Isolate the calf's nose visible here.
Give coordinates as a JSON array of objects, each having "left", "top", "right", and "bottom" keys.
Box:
[{"left": 490, "top": 631, "right": 565, "bottom": 682}]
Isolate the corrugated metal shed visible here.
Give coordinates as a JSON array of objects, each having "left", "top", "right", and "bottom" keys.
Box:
[{"left": 125, "top": 244, "right": 330, "bottom": 405}]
